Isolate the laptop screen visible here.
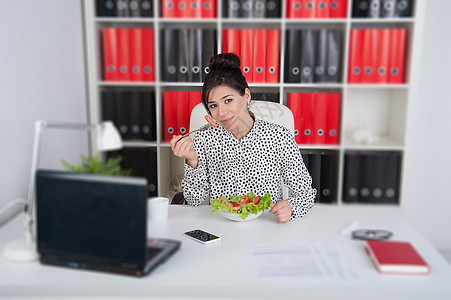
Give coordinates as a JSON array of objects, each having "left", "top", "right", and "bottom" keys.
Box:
[{"left": 36, "top": 170, "right": 148, "bottom": 265}]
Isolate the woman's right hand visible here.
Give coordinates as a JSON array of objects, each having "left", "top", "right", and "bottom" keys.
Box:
[{"left": 170, "top": 135, "right": 199, "bottom": 169}]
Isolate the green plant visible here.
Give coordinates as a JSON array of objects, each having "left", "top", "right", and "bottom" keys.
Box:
[{"left": 61, "top": 154, "right": 132, "bottom": 176}]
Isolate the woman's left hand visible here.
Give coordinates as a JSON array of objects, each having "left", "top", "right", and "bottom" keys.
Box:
[{"left": 268, "top": 200, "right": 292, "bottom": 223}]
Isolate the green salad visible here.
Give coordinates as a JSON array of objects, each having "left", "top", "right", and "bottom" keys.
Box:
[{"left": 210, "top": 192, "right": 272, "bottom": 220}]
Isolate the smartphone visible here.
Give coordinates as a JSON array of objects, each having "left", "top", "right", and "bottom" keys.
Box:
[{"left": 184, "top": 229, "right": 221, "bottom": 244}]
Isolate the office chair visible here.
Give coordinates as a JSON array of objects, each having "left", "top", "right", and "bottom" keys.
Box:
[
  {"left": 171, "top": 100, "right": 295, "bottom": 205},
  {"left": 189, "top": 100, "right": 295, "bottom": 136}
]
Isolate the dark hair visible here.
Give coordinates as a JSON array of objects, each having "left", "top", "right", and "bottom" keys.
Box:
[{"left": 202, "top": 53, "right": 249, "bottom": 115}]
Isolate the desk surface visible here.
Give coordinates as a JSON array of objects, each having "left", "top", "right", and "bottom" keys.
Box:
[{"left": 1, "top": 204, "right": 450, "bottom": 299}]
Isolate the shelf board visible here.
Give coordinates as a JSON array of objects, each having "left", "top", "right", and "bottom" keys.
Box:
[
  {"left": 98, "top": 81, "right": 156, "bottom": 87},
  {"left": 343, "top": 136, "right": 404, "bottom": 151}
]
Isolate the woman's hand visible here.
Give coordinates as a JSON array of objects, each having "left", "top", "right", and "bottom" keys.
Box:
[
  {"left": 170, "top": 135, "right": 199, "bottom": 168},
  {"left": 269, "top": 200, "right": 292, "bottom": 223}
]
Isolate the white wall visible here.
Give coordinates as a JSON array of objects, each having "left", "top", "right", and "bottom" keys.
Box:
[
  {"left": 402, "top": 0, "right": 451, "bottom": 250},
  {"left": 0, "top": 0, "right": 88, "bottom": 219},
  {"left": 0, "top": 0, "right": 450, "bottom": 250}
]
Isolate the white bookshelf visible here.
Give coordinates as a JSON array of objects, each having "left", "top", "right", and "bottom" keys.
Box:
[{"left": 82, "top": 0, "right": 422, "bottom": 204}]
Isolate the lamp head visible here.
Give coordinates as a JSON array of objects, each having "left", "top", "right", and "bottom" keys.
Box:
[{"left": 97, "top": 121, "right": 123, "bottom": 151}]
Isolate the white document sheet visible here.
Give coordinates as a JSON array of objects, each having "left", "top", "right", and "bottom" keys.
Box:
[{"left": 250, "top": 242, "right": 363, "bottom": 285}]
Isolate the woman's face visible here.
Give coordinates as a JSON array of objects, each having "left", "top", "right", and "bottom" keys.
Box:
[{"left": 207, "top": 85, "right": 252, "bottom": 136}]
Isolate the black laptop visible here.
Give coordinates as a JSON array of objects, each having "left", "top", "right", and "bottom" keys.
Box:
[{"left": 35, "top": 169, "right": 181, "bottom": 277}]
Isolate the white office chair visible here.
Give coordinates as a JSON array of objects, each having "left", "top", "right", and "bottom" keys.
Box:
[
  {"left": 190, "top": 100, "right": 295, "bottom": 135},
  {"left": 170, "top": 100, "right": 295, "bottom": 205}
]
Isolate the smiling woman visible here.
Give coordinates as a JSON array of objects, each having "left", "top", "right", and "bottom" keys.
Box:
[{"left": 169, "top": 53, "right": 316, "bottom": 223}]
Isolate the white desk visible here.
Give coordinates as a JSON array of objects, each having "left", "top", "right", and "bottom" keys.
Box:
[{"left": 1, "top": 204, "right": 450, "bottom": 299}]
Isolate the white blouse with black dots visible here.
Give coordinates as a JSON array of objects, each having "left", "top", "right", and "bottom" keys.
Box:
[{"left": 182, "top": 118, "right": 316, "bottom": 220}]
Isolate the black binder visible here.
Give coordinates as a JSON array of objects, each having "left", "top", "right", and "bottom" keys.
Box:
[
  {"left": 240, "top": 0, "right": 253, "bottom": 18},
  {"left": 129, "top": 91, "right": 142, "bottom": 140},
  {"left": 253, "top": 0, "right": 266, "bottom": 18},
  {"left": 101, "top": 89, "right": 116, "bottom": 123},
  {"left": 202, "top": 29, "right": 216, "bottom": 80},
  {"left": 300, "top": 29, "right": 316, "bottom": 83},
  {"left": 178, "top": 28, "right": 190, "bottom": 82},
  {"left": 343, "top": 152, "right": 361, "bottom": 203},
  {"left": 162, "top": 28, "right": 179, "bottom": 82},
  {"left": 109, "top": 148, "right": 159, "bottom": 197},
  {"left": 394, "top": 0, "right": 413, "bottom": 17},
  {"left": 315, "top": 28, "right": 328, "bottom": 83},
  {"left": 308, "top": 153, "right": 321, "bottom": 202},
  {"left": 359, "top": 152, "right": 374, "bottom": 203},
  {"left": 227, "top": 0, "right": 241, "bottom": 18},
  {"left": 97, "top": 0, "right": 116, "bottom": 16},
  {"left": 382, "top": 152, "right": 401, "bottom": 204},
  {"left": 371, "top": 152, "right": 386, "bottom": 203},
  {"left": 380, "top": 0, "right": 396, "bottom": 18},
  {"left": 139, "top": 0, "right": 153, "bottom": 17},
  {"left": 265, "top": 0, "right": 280, "bottom": 18},
  {"left": 140, "top": 91, "right": 157, "bottom": 141},
  {"left": 352, "top": 0, "right": 370, "bottom": 17},
  {"left": 284, "top": 28, "right": 301, "bottom": 83},
  {"left": 320, "top": 153, "right": 336, "bottom": 203},
  {"left": 190, "top": 28, "right": 203, "bottom": 82},
  {"left": 326, "top": 29, "right": 341, "bottom": 82},
  {"left": 116, "top": 0, "right": 130, "bottom": 17},
  {"left": 368, "top": 0, "right": 381, "bottom": 18},
  {"left": 120, "top": 91, "right": 133, "bottom": 140}
]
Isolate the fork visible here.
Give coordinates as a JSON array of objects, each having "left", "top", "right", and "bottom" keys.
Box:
[{"left": 176, "top": 115, "right": 217, "bottom": 143}]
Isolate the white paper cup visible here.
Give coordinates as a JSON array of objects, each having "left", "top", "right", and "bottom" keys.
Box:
[{"left": 147, "top": 197, "right": 169, "bottom": 221}]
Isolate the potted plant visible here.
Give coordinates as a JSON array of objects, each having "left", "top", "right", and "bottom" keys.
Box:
[{"left": 61, "top": 154, "right": 132, "bottom": 176}]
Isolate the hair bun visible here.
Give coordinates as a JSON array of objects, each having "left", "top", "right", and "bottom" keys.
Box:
[{"left": 208, "top": 53, "right": 241, "bottom": 71}]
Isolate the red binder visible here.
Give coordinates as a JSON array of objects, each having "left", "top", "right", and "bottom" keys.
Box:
[
  {"left": 388, "top": 28, "right": 406, "bottom": 84},
  {"left": 286, "top": 0, "right": 303, "bottom": 18},
  {"left": 375, "top": 29, "right": 390, "bottom": 83},
  {"left": 162, "top": 0, "right": 177, "bottom": 18},
  {"left": 201, "top": 0, "right": 216, "bottom": 18},
  {"left": 222, "top": 29, "right": 241, "bottom": 56},
  {"left": 252, "top": 29, "right": 266, "bottom": 83},
  {"left": 286, "top": 93, "right": 302, "bottom": 144},
  {"left": 129, "top": 28, "right": 143, "bottom": 81},
  {"left": 142, "top": 28, "right": 155, "bottom": 82},
  {"left": 361, "top": 29, "right": 378, "bottom": 83},
  {"left": 188, "top": 0, "right": 202, "bottom": 18},
  {"left": 315, "top": 0, "right": 329, "bottom": 18},
  {"left": 188, "top": 91, "right": 202, "bottom": 119},
  {"left": 348, "top": 29, "right": 364, "bottom": 83},
  {"left": 102, "top": 28, "right": 118, "bottom": 81},
  {"left": 302, "top": 0, "right": 316, "bottom": 18},
  {"left": 313, "top": 93, "right": 327, "bottom": 144},
  {"left": 176, "top": 91, "right": 189, "bottom": 135},
  {"left": 265, "top": 29, "right": 280, "bottom": 83},
  {"left": 300, "top": 93, "right": 315, "bottom": 144},
  {"left": 240, "top": 29, "right": 253, "bottom": 83},
  {"left": 329, "top": 0, "right": 347, "bottom": 18},
  {"left": 325, "top": 93, "right": 340, "bottom": 144},
  {"left": 117, "top": 28, "right": 131, "bottom": 81},
  {"left": 163, "top": 91, "right": 178, "bottom": 142},
  {"left": 177, "top": 0, "right": 190, "bottom": 18}
]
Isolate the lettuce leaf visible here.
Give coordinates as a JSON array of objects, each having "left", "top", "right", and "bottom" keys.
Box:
[{"left": 210, "top": 192, "right": 272, "bottom": 220}]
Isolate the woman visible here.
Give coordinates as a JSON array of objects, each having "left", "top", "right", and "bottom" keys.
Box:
[{"left": 170, "top": 53, "right": 316, "bottom": 222}]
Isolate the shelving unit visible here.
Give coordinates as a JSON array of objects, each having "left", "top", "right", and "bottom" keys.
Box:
[{"left": 82, "top": 0, "right": 422, "bottom": 205}]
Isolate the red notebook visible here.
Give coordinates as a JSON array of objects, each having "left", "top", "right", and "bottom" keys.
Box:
[{"left": 365, "top": 240, "right": 431, "bottom": 275}]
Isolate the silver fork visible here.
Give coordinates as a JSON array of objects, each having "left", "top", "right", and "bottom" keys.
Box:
[{"left": 176, "top": 123, "right": 212, "bottom": 143}]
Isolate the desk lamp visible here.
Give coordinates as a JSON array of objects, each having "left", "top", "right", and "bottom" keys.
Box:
[{"left": 3, "top": 120, "right": 123, "bottom": 262}]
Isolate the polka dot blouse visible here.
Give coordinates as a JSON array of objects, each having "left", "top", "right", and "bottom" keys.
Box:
[{"left": 182, "top": 118, "right": 316, "bottom": 221}]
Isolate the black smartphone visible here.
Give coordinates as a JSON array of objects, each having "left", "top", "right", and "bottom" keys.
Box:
[{"left": 184, "top": 229, "right": 221, "bottom": 244}]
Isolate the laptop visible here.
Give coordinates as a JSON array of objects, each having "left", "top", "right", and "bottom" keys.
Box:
[{"left": 35, "top": 169, "right": 181, "bottom": 277}]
